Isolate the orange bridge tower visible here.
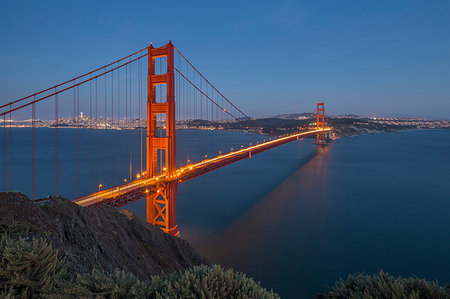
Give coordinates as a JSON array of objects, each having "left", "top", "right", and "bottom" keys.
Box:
[
  {"left": 316, "top": 102, "right": 325, "bottom": 145},
  {"left": 146, "top": 42, "right": 178, "bottom": 236}
]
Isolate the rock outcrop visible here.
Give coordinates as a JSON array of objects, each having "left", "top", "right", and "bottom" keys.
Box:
[{"left": 0, "top": 192, "right": 208, "bottom": 279}]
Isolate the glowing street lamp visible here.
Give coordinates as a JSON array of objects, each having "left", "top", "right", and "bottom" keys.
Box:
[{"left": 98, "top": 184, "right": 103, "bottom": 192}]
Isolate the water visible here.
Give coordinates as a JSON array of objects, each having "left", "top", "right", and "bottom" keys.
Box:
[
  {"left": 2, "top": 129, "right": 450, "bottom": 298},
  {"left": 0, "top": 128, "right": 266, "bottom": 199},
  {"left": 129, "top": 129, "right": 450, "bottom": 298}
]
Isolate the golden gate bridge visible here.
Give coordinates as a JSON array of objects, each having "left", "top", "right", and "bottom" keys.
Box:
[{"left": 0, "top": 41, "right": 332, "bottom": 236}]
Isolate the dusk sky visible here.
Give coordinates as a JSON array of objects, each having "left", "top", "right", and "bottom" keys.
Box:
[{"left": 1, "top": 0, "right": 449, "bottom": 119}]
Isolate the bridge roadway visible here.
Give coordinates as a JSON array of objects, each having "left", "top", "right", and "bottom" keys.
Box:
[{"left": 73, "top": 128, "right": 332, "bottom": 208}]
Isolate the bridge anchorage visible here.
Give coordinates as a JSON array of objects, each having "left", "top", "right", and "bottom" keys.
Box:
[{"left": 1, "top": 40, "right": 333, "bottom": 237}]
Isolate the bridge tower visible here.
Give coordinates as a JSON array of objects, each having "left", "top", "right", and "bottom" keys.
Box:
[
  {"left": 316, "top": 102, "right": 325, "bottom": 145},
  {"left": 146, "top": 42, "right": 178, "bottom": 236}
]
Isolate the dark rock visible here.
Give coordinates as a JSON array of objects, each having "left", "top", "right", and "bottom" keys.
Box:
[{"left": 0, "top": 192, "right": 208, "bottom": 279}]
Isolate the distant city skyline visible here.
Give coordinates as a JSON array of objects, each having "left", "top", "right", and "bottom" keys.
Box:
[{"left": 1, "top": 0, "right": 449, "bottom": 119}]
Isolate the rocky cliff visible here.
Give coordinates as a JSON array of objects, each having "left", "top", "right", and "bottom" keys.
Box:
[{"left": 0, "top": 192, "right": 208, "bottom": 280}]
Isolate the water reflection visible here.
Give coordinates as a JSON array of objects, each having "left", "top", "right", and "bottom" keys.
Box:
[{"left": 196, "top": 145, "right": 332, "bottom": 267}]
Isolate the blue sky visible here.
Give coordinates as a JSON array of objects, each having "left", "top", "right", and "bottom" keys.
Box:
[{"left": 1, "top": 0, "right": 449, "bottom": 118}]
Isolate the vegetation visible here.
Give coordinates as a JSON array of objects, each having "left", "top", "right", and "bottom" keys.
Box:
[
  {"left": 317, "top": 271, "right": 450, "bottom": 299},
  {"left": 0, "top": 233, "right": 279, "bottom": 298},
  {"left": 0, "top": 234, "right": 68, "bottom": 298}
]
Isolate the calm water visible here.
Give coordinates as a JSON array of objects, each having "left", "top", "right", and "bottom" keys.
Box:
[
  {"left": 0, "top": 128, "right": 266, "bottom": 199},
  {"left": 2, "top": 129, "right": 450, "bottom": 298},
  {"left": 128, "top": 129, "right": 450, "bottom": 298}
]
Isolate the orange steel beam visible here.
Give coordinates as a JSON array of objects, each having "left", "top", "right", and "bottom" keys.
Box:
[
  {"left": 146, "top": 42, "right": 178, "bottom": 236},
  {"left": 73, "top": 128, "right": 332, "bottom": 209}
]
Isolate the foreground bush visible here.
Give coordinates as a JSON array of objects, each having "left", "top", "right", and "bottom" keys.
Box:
[
  {"left": 0, "top": 234, "right": 68, "bottom": 298},
  {"left": 318, "top": 271, "right": 450, "bottom": 299},
  {"left": 0, "top": 234, "right": 278, "bottom": 298},
  {"left": 154, "top": 264, "right": 279, "bottom": 298},
  {"left": 67, "top": 265, "right": 278, "bottom": 298}
]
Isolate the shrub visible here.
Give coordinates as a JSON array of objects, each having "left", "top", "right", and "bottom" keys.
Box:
[
  {"left": 154, "top": 265, "right": 279, "bottom": 299},
  {"left": 0, "top": 233, "right": 278, "bottom": 298},
  {"left": 0, "top": 234, "right": 68, "bottom": 298},
  {"left": 317, "top": 271, "right": 450, "bottom": 299},
  {"left": 64, "top": 270, "right": 154, "bottom": 298},
  {"left": 72, "top": 265, "right": 279, "bottom": 299}
]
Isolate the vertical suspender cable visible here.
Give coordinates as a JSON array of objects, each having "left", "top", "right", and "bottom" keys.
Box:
[
  {"left": 95, "top": 78, "right": 98, "bottom": 189},
  {"left": 9, "top": 105, "right": 12, "bottom": 191},
  {"left": 32, "top": 99, "right": 36, "bottom": 200},
  {"left": 73, "top": 80, "right": 76, "bottom": 198},
  {"left": 112, "top": 68, "right": 114, "bottom": 184},
  {"left": 90, "top": 76, "right": 92, "bottom": 193},
  {"left": 117, "top": 64, "right": 120, "bottom": 181},
  {"left": 104, "top": 67, "right": 107, "bottom": 188},
  {"left": 139, "top": 58, "right": 143, "bottom": 174},
  {"left": 211, "top": 90, "right": 213, "bottom": 155},
  {"left": 199, "top": 76, "right": 201, "bottom": 160},
  {"left": 77, "top": 85, "right": 80, "bottom": 197},
  {"left": 55, "top": 88, "right": 58, "bottom": 196},
  {"left": 3, "top": 113, "right": 6, "bottom": 191},
  {"left": 184, "top": 64, "right": 187, "bottom": 164},
  {"left": 125, "top": 64, "right": 128, "bottom": 179},
  {"left": 193, "top": 70, "right": 196, "bottom": 163},
  {"left": 186, "top": 64, "right": 189, "bottom": 165},
  {"left": 129, "top": 58, "right": 132, "bottom": 179}
]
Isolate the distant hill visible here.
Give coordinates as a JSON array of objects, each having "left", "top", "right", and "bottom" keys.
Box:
[{"left": 273, "top": 112, "right": 315, "bottom": 119}]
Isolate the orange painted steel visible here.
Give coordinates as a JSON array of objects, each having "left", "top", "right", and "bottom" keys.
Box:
[
  {"left": 316, "top": 102, "right": 325, "bottom": 144},
  {"left": 73, "top": 128, "right": 332, "bottom": 210},
  {"left": 146, "top": 42, "right": 178, "bottom": 236}
]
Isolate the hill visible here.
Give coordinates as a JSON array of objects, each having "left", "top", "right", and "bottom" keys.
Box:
[{"left": 0, "top": 192, "right": 207, "bottom": 279}]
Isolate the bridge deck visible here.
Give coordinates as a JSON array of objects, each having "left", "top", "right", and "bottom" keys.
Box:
[{"left": 73, "top": 128, "right": 331, "bottom": 208}]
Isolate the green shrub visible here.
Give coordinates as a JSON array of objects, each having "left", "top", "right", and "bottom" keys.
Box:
[
  {"left": 318, "top": 271, "right": 450, "bottom": 299},
  {"left": 0, "top": 234, "right": 278, "bottom": 298},
  {"left": 71, "top": 265, "right": 279, "bottom": 299},
  {"left": 0, "top": 234, "right": 68, "bottom": 298},
  {"left": 63, "top": 270, "right": 153, "bottom": 298},
  {"left": 158, "top": 264, "right": 279, "bottom": 299}
]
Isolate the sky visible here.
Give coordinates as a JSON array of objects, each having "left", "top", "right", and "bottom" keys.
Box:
[{"left": 0, "top": 0, "right": 449, "bottom": 119}]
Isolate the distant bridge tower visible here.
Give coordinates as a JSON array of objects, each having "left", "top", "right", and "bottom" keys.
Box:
[
  {"left": 316, "top": 102, "right": 325, "bottom": 145},
  {"left": 146, "top": 42, "right": 178, "bottom": 236}
]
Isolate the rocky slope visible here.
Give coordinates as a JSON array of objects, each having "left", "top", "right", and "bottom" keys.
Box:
[{"left": 0, "top": 192, "right": 208, "bottom": 279}]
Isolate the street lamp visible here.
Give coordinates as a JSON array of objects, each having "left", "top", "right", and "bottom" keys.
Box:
[{"left": 98, "top": 184, "right": 103, "bottom": 192}]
